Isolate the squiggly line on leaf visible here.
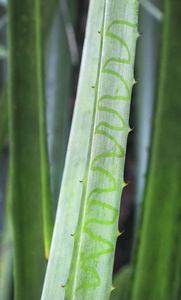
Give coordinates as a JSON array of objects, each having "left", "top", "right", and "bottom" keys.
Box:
[{"left": 75, "top": 20, "right": 137, "bottom": 295}]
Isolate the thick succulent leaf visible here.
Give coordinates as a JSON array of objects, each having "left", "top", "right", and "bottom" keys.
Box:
[
  {"left": 8, "top": 0, "right": 47, "bottom": 297},
  {"left": 42, "top": 0, "right": 139, "bottom": 299},
  {"left": 42, "top": 1, "right": 106, "bottom": 298},
  {"left": 7, "top": 0, "right": 56, "bottom": 297},
  {"left": 131, "top": 1, "right": 181, "bottom": 299}
]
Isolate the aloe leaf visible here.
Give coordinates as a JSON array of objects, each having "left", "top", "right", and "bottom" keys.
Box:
[
  {"left": 131, "top": 1, "right": 181, "bottom": 299},
  {"left": 8, "top": 1, "right": 46, "bottom": 298},
  {"left": 42, "top": 0, "right": 139, "bottom": 299},
  {"left": 65, "top": 1, "right": 139, "bottom": 299},
  {"left": 46, "top": 1, "right": 79, "bottom": 213},
  {"left": 110, "top": 2, "right": 163, "bottom": 297},
  {"left": 35, "top": 0, "right": 54, "bottom": 260},
  {"left": 42, "top": 1, "right": 106, "bottom": 298},
  {"left": 45, "top": 11, "right": 72, "bottom": 213},
  {"left": 7, "top": 0, "right": 56, "bottom": 297}
]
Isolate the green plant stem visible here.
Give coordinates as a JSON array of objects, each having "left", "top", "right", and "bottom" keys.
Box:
[{"left": 131, "top": 1, "right": 181, "bottom": 299}]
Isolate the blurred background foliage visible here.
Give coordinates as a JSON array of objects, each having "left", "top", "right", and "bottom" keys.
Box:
[{"left": 0, "top": 0, "right": 181, "bottom": 299}]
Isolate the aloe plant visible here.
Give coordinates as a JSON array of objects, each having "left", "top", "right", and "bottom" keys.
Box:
[
  {"left": 42, "top": 0, "right": 139, "bottom": 299},
  {"left": 4, "top": 0, "right": 181, "bottom": 298}
]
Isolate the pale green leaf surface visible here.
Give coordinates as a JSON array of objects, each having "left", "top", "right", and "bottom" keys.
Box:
[
  {"left": 65, "top": 1, "right": 139, "bottom": 299},
  {"left": 42, "top": 1, "right": 105, "bottom": 298},
  {"left": 42, "top": 0, "right": 139, "bottom": 299}
]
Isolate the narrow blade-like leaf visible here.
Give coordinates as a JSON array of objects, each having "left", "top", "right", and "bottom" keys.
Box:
[
  {"left": 42, "top": 0, "right": 139, "bottom": 299},
  {"left": 42, "top": 0, "right": 106, "bottom": 298}
]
